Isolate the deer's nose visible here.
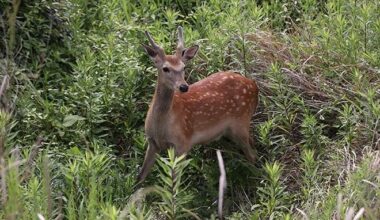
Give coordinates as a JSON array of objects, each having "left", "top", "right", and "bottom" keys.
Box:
[{"left": 179, "top": 84, "right": 189, "bottom": 93}]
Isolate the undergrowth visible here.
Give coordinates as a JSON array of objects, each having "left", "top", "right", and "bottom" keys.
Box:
[{"left": 0, "top": 0, "right": 379, "bottom": 219}]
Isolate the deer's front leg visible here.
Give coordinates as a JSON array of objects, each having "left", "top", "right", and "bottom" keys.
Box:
[
  {"left": 137, "top": 138, "right": 160, "bottom": 183},
  {"left": 173, "top": 139, "right": 191, "bottom": 156}
]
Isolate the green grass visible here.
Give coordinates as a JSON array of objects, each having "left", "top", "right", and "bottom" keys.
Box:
[{"left": 0, "top": 0, "right": 379, "bottom": 219}]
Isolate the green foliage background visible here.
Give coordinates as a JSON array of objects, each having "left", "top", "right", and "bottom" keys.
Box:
[{"left": 0, "top": 0, "right": 379, "bottom": 219}]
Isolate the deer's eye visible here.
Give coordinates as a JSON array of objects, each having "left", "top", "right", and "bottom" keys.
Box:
[{"left": 163, "top": 67, "right": 170, "bottom": 72}]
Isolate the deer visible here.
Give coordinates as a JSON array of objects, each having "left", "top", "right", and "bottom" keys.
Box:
[{"left": 137, "top": 26, "right": 259, "bottom": 182}]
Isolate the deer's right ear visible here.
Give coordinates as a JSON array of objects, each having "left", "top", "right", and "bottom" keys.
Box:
[
  {"left": 181, "top": 45, "right": 199, "bottom": 62},
  {"left": 142, "top": 44, "right": 158, "bottom": 58}
]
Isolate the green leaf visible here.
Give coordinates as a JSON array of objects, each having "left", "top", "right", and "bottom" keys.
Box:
[
  {"left": 67, "top": 146, "right": 82, "bottom": 156},
  {"left": 62, "top": 115, "right": 85, "bottom": 127}
]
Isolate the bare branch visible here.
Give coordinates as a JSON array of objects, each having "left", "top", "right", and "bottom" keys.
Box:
[
  {"left": 217, "top": 150, "right": 226, "bottom": 220},
  {"left": 345, "top": 208, "right": 355, "bottom": 220},
  {"left": 296, "top": 208, "right": 309, "bottom": 220},
  {"left": 353, "top": 208, "right": 365, "bottom": 220},
  {"left": 0, "top": 74, "right": 9, "bottom": 99},
  {"left": 0, "top": 158, "right": 7, "bottom": 205},
  {"left": 337, "top": 193, "right": 342, "bottom": 220}
]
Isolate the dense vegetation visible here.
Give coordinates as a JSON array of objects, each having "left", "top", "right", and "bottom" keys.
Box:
[{"left": 0, "top": 0, "right": 379, "bottom": 219}]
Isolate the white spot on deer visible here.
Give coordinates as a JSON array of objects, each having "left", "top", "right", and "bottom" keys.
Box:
[
  {"left": 242, "top": 102, "right": 246, "bottom": 106},
  {"left": 243, "top": 88, "right": 247, "bottom": 94},
  {"left": 234, "top": 95, "right": 240, "bottom": 100}
]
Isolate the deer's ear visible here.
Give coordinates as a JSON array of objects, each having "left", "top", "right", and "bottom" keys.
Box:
[
  {"left": 142, "top": 44, "right": 158, "bottom": 58},
  {"left": 181, "top": 45, "right": 199, "bottom": 62}
]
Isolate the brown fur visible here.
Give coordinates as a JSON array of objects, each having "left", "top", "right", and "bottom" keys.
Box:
[
  {"left": 139, "top": 71, "right": 259, "bottom": 182},
  {"left": 138, "top": 29, "right": 259, "bottom": 182},
  {"left": 165, "top": 55, "right": 181, "bottom": 66}
]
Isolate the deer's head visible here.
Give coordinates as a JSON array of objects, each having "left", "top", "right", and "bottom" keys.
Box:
[{"left": 142, "top": 27, "right": 199, "bottom": 93}]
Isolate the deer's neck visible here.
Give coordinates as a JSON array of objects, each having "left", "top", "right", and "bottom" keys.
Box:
[{"left": 151, "top": 81, "right": 174, "bottom": 120}]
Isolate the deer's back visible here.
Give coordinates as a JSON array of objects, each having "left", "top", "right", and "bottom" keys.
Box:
[{"left": 172, "top": 71, "right": 259, "bottom": 144}]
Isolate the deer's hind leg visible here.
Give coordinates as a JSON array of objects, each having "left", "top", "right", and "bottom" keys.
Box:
[{"left": 227, "top": 122, "right": 257, "bottom": 164}]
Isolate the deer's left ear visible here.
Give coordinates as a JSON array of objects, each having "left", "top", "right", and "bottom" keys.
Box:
[{"left": 181, "top": 45, "right": 199, "bottom": 62}]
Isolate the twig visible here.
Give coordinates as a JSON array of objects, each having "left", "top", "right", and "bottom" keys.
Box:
[
  {"left": 0, "top": 75, "right": 9, "bottom": 99},
  {"left": 362, "top": 179, "right": 378, "bottom": 188},
  {"left": 371, "top": 118, "right": 379, "bottom": 149},
  {"left": 345, "top": 208, "right": 355, "bottom": 220},
  {"left": 296, "top": 208, "right": 309, "bottom": 220},
  {"left": 337, "top": 193, "right": 342, "bottom": 220},
  {"left": 353, "top": 208, "right": 365, "bottom": 220},
  {"left": 217, "top": 150, "right": 226, "bottom": 220},
  {"left": 0, "top": 158, "right": 7, "bottom": 204},
  {"left": 7, "top": 0, "right": 21, "bottom": 56},
  {"left": 37, "top": 214, "right": 45, "bottom": 220},
  {"left": 300, "top": 55, "right": 314, "bottom": 74}
]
